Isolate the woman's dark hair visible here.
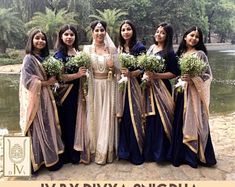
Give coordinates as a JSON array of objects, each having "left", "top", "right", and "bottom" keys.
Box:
[
  {"left": 119, "top": 20, "right": 137, "bottom": 53},
  {"left": 90, "top": 20, "right": 107, "bottom": 31},
  {"left": 25, "top": 28, "right": 49, "bottom": 57},
  {"left": 55, "top": 24, "right": 79, "bottom": 55},
  {"left": 154, "top": 23, "right": 174, "bottom": 58},
  {"left": 176, "top": 26, "right": 207, "bottom": 56}
]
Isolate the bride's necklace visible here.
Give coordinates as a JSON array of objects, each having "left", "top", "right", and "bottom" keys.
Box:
[
  {"left": 94, "top": 43, "right": 108, "bottom": 54},
  {"left": 96, "top": 55, "right": 106, "bottom": 72},
  {"left": 93, "top": 43, "right": 110, "bottom": 72}
]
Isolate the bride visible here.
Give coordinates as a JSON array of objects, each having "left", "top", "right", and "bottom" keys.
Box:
[{"left": 74, "top": 20, "right": 120, "bottom": 164}]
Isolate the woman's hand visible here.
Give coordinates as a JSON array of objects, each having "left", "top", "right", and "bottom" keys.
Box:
[
  {"left": 76, "top": 66, "right": 87, "bottom": 78},
  {"left": 145, "top": 71, "right": 159, "bottom": 80},
  {"left": 107, "top": 57, "right": 114, "bottom": 68},
  {"left": 130, "top": 70, "right": 142, "bottom": 78},
  {"left": 121, "top": 68, "right": 130, "bottom": 77},
  {"left": 181, "top": 74, "right": 193, "bottom": 85},
  {"left": 42, "top": 76, "right": 57, "bottom": 86}
]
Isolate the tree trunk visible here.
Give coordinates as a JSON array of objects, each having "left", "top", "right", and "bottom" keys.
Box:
[
  {"left": 208, "top": 30, "right": 211, "bottom": 43},
  {"left": 0, "top": 40, "right": 7, "bottom": 54},
  {"left": 175, "top": 32, "right": 179, "bottom": 44}
]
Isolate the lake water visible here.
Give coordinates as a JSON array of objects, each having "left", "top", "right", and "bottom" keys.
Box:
[{"left": 0, "top": 50, "right": 235, "bottom": 132}]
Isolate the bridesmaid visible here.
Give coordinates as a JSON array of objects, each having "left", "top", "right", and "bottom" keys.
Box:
[
  {"left": 19, "top": 28, "right": 64, "bottom": 173},
  {"left": 54, "top": 25, "right": 87, "bottom": 164},
  {"left": 117, "top": 20, "right": 146, "bottom": 165},
  {"left": 143, "top": 23, "right": 179, "bottom": 163},
  {"left": 168, "top": 26, "right": 217, "bottom": 168}
]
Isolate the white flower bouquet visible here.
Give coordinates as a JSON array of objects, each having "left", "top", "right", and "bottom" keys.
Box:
[
  {"left": 179, "top": 54, "right": 207, "bottom": 76},
  {"left": 66, "top": 52, "right": 91, "bottom": 98},
  {"left": 175, "top": 54, "right": 208, "bottom": 92},
  {"left": 66, "top": 52, "right": 91, "bottom": 73},
  {"left": 118, "top": 53, "right": 137, "bottom": 69},
  {"left": 42, "top": 56, "right": 63, "bottom": 79},
  {"left": 137, "top": 54, "right": 165, "bottom": 90},
  {"left": 118, "top": 53, "right": 137, "bottom": 91}
]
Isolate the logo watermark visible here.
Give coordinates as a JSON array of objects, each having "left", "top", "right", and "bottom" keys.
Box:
[{"left": 3, "top": 136, "right": 31, "bottom": 177}]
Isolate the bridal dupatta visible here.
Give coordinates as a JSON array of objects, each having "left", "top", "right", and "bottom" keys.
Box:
[
  {"left": 182, "top": 50, "right": 212, "bottom": 163},
  {"left": 74, "top": 44, "right": 119, "bottom": 164},
  {"left": 19, "top": 54, "right": 64, "bottom": 171}
]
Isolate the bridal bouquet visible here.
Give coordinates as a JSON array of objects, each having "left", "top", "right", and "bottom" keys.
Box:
[
  {"left": 118, "top": 53, "right": 137, "bottom": 91},
  {"left": 66, "top": 52, "right": 91, "bottom": 73},
  {"left": 175, "top": 54, "right": 208, "bottom": 92},
  {"left": 42, "top": 56, "right": 63, "bottom": 80},
  {"left": 137, "top": 54, "right": 165, "bottom": 90}
]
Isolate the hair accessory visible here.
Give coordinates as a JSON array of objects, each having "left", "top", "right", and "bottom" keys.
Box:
[
  {"left": 195, "top": 26, "right": 198, "bottom": 32},
  {"left": 96, "top": 21, "right": 103, "bottom": 28},
  {"left": 68, "top": 24, "right": 71, "bottom": 30}
]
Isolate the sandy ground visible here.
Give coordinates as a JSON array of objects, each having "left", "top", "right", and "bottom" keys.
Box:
[
  {"left": 0, "top": 109, "right": 235, "bottom": 181},
  {"left": 0, "top": 64, "right": 21, "bottom": 74}
]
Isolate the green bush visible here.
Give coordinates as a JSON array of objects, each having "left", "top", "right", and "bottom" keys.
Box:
[
  {"left": 0, "top": 53, "right": 10, "bottom": 58},
  {"left": 0, "top": 57, "right": 22, "bottom": 66},
  {"left": 6, "top": 49, "right": 20, "bottom": 59}
]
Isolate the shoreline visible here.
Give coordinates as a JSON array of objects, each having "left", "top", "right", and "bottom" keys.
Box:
[
  {"left": 0, "top": 43, "right": 235, "bottom": 74},
  {"left": 0, "top": 64, "right": 21, "bottom": 74}
]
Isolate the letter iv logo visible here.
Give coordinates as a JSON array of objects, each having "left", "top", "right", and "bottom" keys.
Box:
[{"left": 3, "top": 136, "right": 31, "bottom": 177}]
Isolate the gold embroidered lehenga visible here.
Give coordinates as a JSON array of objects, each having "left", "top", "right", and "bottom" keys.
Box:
[{"left": 74, "top": 45, "right": 119, "bottom": 164}]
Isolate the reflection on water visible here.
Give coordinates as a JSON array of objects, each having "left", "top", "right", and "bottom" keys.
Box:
[
  {"left": 209, "top": 50, "right": 235, "bottom": 114},
  {"left": 0, "top": 49, "right": 235, "bottom": 131},
  {"left": 0, "top": 74, "right": 20, "bottom": 131},
  {"left": 219, "top": 50, "right": 235, "bottom": 55}
]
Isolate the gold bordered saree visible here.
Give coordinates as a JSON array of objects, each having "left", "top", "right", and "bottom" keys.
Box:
[
  {"left": 19, "top": 54, "right": 64, "bottom": 171},
  {"left": 180, "top": 50, "right": 213, "bottom": 163}
]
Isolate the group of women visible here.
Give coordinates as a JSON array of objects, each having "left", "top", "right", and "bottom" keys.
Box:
[{"left": 19, "top": 19, "right": 217, "bottom": 174}]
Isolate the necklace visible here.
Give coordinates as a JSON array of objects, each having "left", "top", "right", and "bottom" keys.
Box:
[
  {"left": 96, "top": 55, "right": 107, "bottom": 72},
  {"left": 94, "top": 43, "right": 107, "bottom": 53},
  {"left": 68, "top": 48, "right": 77, "bottom": 56}
]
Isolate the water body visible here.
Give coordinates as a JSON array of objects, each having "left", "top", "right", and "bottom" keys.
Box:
[
  {"left": 0, "top": 50, "right": 235, "bottom": 132},
  {"left": 0, "top": 74, "right": 20, "bottom": 131},
  {"left": 209, "top": 50, "right": 235, "bottom": 114}
]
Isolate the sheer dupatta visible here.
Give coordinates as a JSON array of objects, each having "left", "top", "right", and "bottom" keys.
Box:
[
  {"left": 145, "top": 79, "right": 175, "bottom": 142},
  {"left": 144, "top": 47, "right": 175, "bottom": 142},
  {"left": 182, "top": 50, "right": 212, "bottom": 163},
  {"left": 19, "top": 54, "right": 64, "bottom": 171},
  {"left": 74, "top": 36, "right": 120, "bottom": 163}
]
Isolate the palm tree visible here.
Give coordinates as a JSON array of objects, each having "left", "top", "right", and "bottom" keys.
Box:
[
  {"left": 0, "top": 8, "right": 25, "bottom": 54},
  {"left": 89, "top": 8, "right": 128, "bottom": 43},
  {"left": 25, "top": 7, "right": 78, "bottom": 46}
]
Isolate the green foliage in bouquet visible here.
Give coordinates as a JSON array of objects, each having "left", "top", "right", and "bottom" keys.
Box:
[
  {"left": 66, "top": 52, "right": 91, "bottom": 73},
  {"left": 179, "top": 54, "right": 207, "bottom": 76},
  {"left": 137, "top": 54, "right": 165, "bottom": 72},
  {"left": 118, "top": 53, "right": 137, "bottom": 69},
  {"left": 42, "top": 56, "right": 63, "bottom": 79}
]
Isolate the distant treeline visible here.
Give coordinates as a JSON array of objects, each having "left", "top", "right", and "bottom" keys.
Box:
[{"left": 0, "top": 0, "right": 235, "bottom": 53}]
